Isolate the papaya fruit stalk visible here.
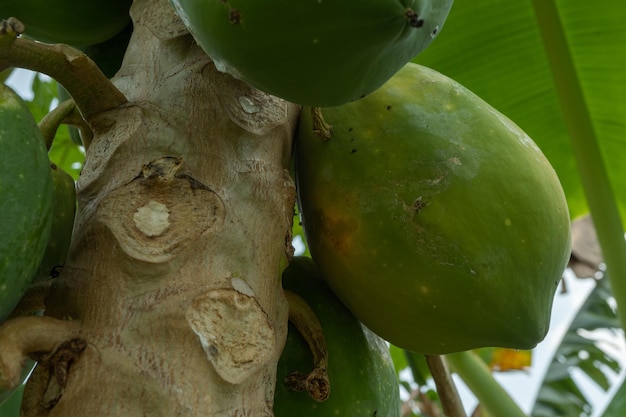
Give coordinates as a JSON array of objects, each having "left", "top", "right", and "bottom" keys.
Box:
[
  {"left": 0, "top": 0, "right": 300, "bottom": 415},
  {"left": 283, "top": 290, "right": 330, "bottom": 402},
  {"left": 0, "top": 317, "right": 81, "bottom": 390},
  {"left": 425, "top": 355, "right": 466, "bottom": 417},
  {"left": 0, "top": 17, "right": 127, "bottom": 120},
  {"left": 39, "top": 99, "right": 93, "bottom": 149}
]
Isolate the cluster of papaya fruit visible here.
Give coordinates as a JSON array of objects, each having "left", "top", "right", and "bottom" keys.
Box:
[
  {"left": 163, "top": 3, "right": 570, "bottom": 358},
  {"left": 279, "top": 63, "right": 571, "bottom": 416},
  {"left": 1, "top": 0, "right": 574, "bottom": 415}
]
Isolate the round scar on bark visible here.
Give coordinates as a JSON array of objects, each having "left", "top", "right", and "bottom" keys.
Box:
[
  {"left": 186, "top": 288, "right": 275, "bottom": 384},
  {"left": 98, "top": 172, "right": 225, "bottom": 262},
  {"left": 134, "top": 200, "right": 171, "bottom": 237}
]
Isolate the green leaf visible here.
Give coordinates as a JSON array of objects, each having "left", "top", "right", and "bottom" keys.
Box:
[
  {"left": 596, "top": 373, "right": 626, "bottom": 417},
  {"left": 413, "top": 0, "right": 626, "bottom": 221},
  {"left": 26, "top": 74, "right": 58, "bottom": 122},
  {"left": 21, "top": 72, "right": 85, "bottom": 179},
  {"left": 48, "top": 126, "right": 84, "bottom": 180},
  {"left": 533, "top": 384, "right": 589, "bottom": 417},
  {"left": 532, "top": 277, "right": 623, "bottom": 416},
  {"left": 389, "top": 344, "right": 409, "bottom": 375},
  {"left": 404, "top": 351, "right": 430, "bottom": 387}
]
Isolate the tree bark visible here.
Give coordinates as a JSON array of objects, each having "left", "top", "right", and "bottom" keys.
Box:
[{"left": 17, "top": 0, "right": 300, "bottom": 415}]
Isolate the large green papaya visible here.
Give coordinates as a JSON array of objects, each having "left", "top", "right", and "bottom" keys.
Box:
[
  {"left": 169, "top": 0, "right": 453, "bottom": 107},
  {"left": 0, "top": 84, "right": 53, "bottom": 321},
  {"left": 2, "top": 0, "right": 132, "bottom": 47},
  {"left": 35, "top": 163, "right": 76, "bottom": 281},
  {"left": 295, "top": 63, "right": 572, "bottom": 354},
  {"left": 276, "top": 257, "right": 400, "bottom": 417}
]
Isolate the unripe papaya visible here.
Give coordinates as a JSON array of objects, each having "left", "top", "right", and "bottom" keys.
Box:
[
  {"left": 295, "top": 63, "right": 572, "bottom": 354},
  {"left": 0, "top": 84, "right": 53, "bottom": 321},
  {"left": 169, "top": 0, "right": 453, "bottom": 107},
  {"left": 35, "top": 163, "right": 76, "bottom": 281},
  {"left": 2, "top": 0, "right": 132, "bottom": 47},
  {"left": 276, "top": 257, "right": 401, "bottom": 417}
]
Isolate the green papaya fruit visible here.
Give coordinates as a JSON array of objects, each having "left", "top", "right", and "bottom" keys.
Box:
[
  {"left": 169, "top": 0, "right": 453, "bottom": 107},
  {"left": 0, "top": 84, "right": 53, "bottom": 321},
  {"left": 276, "top": 256, "right": 401, "bottom": 417},
  {"left": 295, "top": 63, "right": 572, "bottom": 354},
  {"left": 2, "top": 0, "right": 132, "bottom": 47},
  {"left": 35, "top": 163, "right": 76, "bottom": 281}
]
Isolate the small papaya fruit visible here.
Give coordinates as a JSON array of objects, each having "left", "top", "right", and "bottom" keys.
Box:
[
  {"left": 0, "top": 83, "right": 53, "bottom": 321},
  {"left": 34, "top": 163, "right": 76, "bottom": 281},
  {"left": 276, "top": 256, "right": 401, "bottom": 417}
]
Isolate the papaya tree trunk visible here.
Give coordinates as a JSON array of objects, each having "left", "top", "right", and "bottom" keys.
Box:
[{"left": 19, "top": 0, "right": 299, "bottom": 415}]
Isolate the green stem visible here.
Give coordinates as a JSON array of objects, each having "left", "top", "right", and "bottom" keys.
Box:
[
  {"left": 445, "top": 351, "right": 528, "bottom": 417},
  {"left": 38, "top": 99, "right": 76, "bottom": 150},
  {"left": 530, "top": 1, "right": 626, "bottom": 329}
]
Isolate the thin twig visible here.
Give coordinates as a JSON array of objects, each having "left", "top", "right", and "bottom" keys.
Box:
[{"left": 426, "top": 355, "right": 467, "bottom": 417}]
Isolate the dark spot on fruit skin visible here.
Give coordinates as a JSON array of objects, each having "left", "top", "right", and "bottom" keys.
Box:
[
  {"left": 50, "top": 265, "right": 64, "bottom": 278},
  {"left": 351, "top": 149, "right": 357, "bottom": 154},
  {"left": 412, "top": 197, "right": 426, "bottom": 213},
  {"left": 386, "top": 105, "right": 392, "bottom": 111},
  {"left": 432, "top": 27, "right": 439, "bottom": 36},
  {"left": 405, "top": 9, "right": 424, "bottom": 28},
  {"left": 348, "top": 127, "right": 353, "bottom": 132},
  {"left": 229, "top": 9, "right": 241, "bottom": 24}
]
